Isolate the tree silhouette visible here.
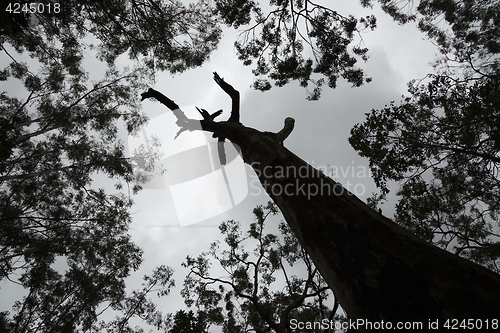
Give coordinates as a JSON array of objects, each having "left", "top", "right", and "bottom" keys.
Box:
[
  {"left": 0, "top": 0, "right": 218, "bottom": 330},
  {"left": 142, "top": 72, "right": 500, "bottom": 331},
  {"left": 213, "top": 0, "right": 376, "bottom": 99},
  {"left": 175, "top": 202, "right": 342, "bottom": 333}
]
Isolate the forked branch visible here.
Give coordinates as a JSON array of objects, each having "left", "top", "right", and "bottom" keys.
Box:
[{"left": 140, "top": 73, "right": 295, "bottom": 162}]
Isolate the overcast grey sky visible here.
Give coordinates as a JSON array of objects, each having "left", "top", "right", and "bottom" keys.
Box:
[
  {"left": 0, "top": 0, "right": 440, "bottom": 329},
  {"left": 120, "top": 1, "right": 440, "bottom": 327}
]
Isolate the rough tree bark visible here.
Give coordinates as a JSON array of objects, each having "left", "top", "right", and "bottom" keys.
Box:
[{"left": 141, "top": 73, "right": 500, "bottom": 332}]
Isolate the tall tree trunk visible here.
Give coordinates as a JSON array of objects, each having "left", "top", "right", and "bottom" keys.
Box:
[
  {"left": 142, "top": 85, "right": 500, "bottom": 332},
  {"left": 231, "top": 126, "right": 500, "bottom": 330}
]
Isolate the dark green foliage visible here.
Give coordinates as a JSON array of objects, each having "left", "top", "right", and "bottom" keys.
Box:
[
  {"left": 350, "top": 0, "right": 500, "bottom": 272},
  {"left": 178, "top": 202, "right": 342, "bottom": 332},
  {"left": 0, "top": 311, "right": 15, "bottom": 333},
  {"left": 215, "top": 0, "right": 257, "bottom": 28},
  {"left": 0, "top": 62, "right": 170, "bottom": 332},
  {"left": 1, "top": 0, "right": 221, "bottom": 74},
  {"left": 215, "top": 0, "right": 376, "bottom": 99},
  {"left": 0, "top": 0, "right": 220, "bottom": 331},
  {"left": 367, "top": 0, "right": 500, "bottom": 66},
  {"left": 167, "top": 310, "right": 209, "bottom": 333}
]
